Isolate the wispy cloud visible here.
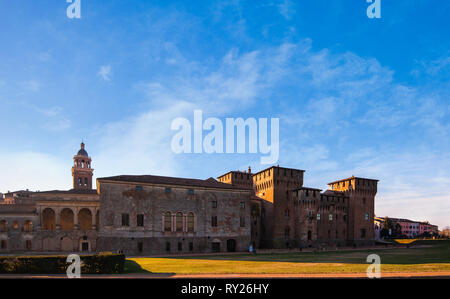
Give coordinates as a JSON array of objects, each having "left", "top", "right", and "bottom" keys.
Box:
[{"left": 97, "top": 65, "right": 112, "bottom": 81}]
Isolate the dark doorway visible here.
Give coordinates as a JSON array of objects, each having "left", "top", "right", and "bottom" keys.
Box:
[
  {"left": 81, "top": 242, "right": 89, "bottom": 252},
  {"left": 226, "top": 239, "right": 236, "bottom": 252},
  {"left": 212, "top": 242, "right": 220, "bottom": 253}
]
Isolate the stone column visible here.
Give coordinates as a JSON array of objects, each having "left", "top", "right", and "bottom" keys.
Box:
[
  {"left": 74, "top": 207, "right": 79, "bottom": 230},
  {"left": 92, "top": 208, "right": 97, "bottom": 230},
  {"left": 55, "top": 207, "right": 61, "bottom": 230}
]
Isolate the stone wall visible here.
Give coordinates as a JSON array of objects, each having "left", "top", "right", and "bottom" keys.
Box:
[{"left": 97, "top": 180, "right": 252, "bottom": 255}]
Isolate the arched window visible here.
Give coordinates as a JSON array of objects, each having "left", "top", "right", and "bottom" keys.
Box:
[
  {"left": 12, "top": 221, "right": 19, "bottom": 230},
  {"left": 78, "top": 178, "right": 82, "bottom": 186},
  {"left": 84, "top": 178, "right": 88, "bottom": 186},
  {"left": 307, "top": 230, "right": 312, "bottom": 240},
  {"left": 60, "top": 208, "right": 74, "bottom": 231},
  {"left": 78, "top": 208, "right": 92, "bottom": 231},
  {"left": 187, "top": 213, "right": 195, "bottom": 232},
  {"left": 23, "top": 220, "right": 33, "bottom": 232},
  {"left": 0, "top": 220, "right": 7, "bottom": 232},
  {"left": 42, "top": 208, "right": 56, "bottom": 230},
  {"left": 176, "top": 212, "right": 183, "bottom": 232},
  {"left": 164, "top": 212, "right": 172, "bottom": 232}
]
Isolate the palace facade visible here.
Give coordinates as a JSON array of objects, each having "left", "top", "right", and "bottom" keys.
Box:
[{"left": 0, "top": 143, "right": 378, "bottom": 254}]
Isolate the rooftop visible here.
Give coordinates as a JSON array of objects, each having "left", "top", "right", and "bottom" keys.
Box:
[
  {"left": 98, "top": 175, "right": 253, "bottom": 191},
  {"left": 328, "top": 176, "right": 379, "bottom": 185}
]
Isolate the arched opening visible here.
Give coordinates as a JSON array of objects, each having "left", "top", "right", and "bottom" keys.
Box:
[
  {"left": 0, "top": 220, "right": 7, "bottom": 232},
  {"left": 84, "top": 178, "right": 88, "bottom": 186},
  {"left": 23, "top": 220, "right": 33, "bottom": 232},
  {"left": 42, "top": 237, "right": 56, "bottom": 251},
  {"left": 78, "top": 209, "right": 92, "bottom": 231},
  {"left": 307, "top": 230, "right": 312, "bottom": 241},
  {"left": 164, "top": 212, "right": 172, "bottom": 232},
  {"left": 42, "top": 208, "right": 56, "bottom": 230},
  {"left": 60, "top": 208, "right": 74, "bottom": 231},
  {"left": 12, "top": 221, "right": 19, "bottom": 230},
  {"left": 176, "top": 212, "right": 183, "bottom": 232},
  {"left": 61, "top": 237, "right": 73, "bottom": 252},
  {"left": 187, "top": 213, "right": 195, "bottom": 232}
]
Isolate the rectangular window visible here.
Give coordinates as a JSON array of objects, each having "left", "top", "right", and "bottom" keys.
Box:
[
  {"left": 137, "top": 214, "right": 144, "bottom": 227},
  {"left": 121, "top": 213, "right": 130, "bottom": 226},
  {"left": 361, "top": 229, "right": 366, "bottom": 239},
  {"left": 240, "top": 216, "right": 245, "bottom": 227},
  {"left": 212, "top": 201, "right": 217, "bottom": 209},
  {"left": 138, "top": 242, "right": 143, "bottom": 253},
  {"left": 188, "top": 189, "right": 194, "bottom": 195},
  {"left": 165, "top": 242, "right": 171, "bottom": 252},
  {"left": 165, "top": 187, "right": 171, "bottom": 193},
  {"left": 211, "top": 216, "right": 218, "bottom": 227},
  {"left": 135, "top": 186, "right": 143, "bottom": 191},
  {"left": 329, "top": 214, "right": 333, "bottom": 221},
  {"left": 178, "top": 242, "right": 182, "bottom": 252},
  {"left": 240, "top": 202, "right": 245, "bottom": 209},
  {"left": 1, "top": 240, "right": 7, "bottom": 249},
  {"left": 317, "top": 213, "right": 321, "bottom": 220},
  {"left": 189, "top": 242, "right": 194, "bottom": 252},
  {"left": 365, "top": 213, "right": 370, "bottom": 221}
]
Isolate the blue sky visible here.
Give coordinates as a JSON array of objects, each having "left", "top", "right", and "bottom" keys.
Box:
[{"left": 0, "top": 0, "right": 449, "bottom": 228}]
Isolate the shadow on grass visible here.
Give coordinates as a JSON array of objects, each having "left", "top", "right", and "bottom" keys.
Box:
[
  {"left": 123, "top": 260, "right": 176, "bottom": 277},
  {"left": 157, "top": 240, "right": 450, "bottom": 265}
]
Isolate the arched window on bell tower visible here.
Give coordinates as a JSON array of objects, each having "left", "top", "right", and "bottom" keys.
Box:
[{"left": 72, "top": 142, "right": 94, "bottom": 190}]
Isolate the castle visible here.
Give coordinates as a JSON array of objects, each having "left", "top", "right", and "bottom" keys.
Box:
[{"left": 0, "top": 143, "right": 378, "bottom": 254}]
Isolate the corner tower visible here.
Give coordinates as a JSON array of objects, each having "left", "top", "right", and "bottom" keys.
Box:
[
  {"left": 72, "top": 142, "right": 94, "bottom": 190},
  {"left": 328, "top": 176, "right": 378, "bottom": 246}
]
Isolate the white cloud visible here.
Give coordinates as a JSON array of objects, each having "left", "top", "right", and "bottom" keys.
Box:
[
  {"left": 97, "top": 65, "right": 112, "bottom": 81},
  {"left": 277, "top": 0, "right": 295, "bottom": 20},
  {"left": 0, "top": 152, "right": 71, "bottom": 193}
]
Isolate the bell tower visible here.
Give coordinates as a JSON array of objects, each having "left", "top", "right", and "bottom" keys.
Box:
[{"left": 72, "top": 142, "right": 94, "bottom": 190}]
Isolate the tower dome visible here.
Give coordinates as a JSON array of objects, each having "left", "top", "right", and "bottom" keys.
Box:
[{"left": 77, "top": 142, "right": 89, "bottom": 157}]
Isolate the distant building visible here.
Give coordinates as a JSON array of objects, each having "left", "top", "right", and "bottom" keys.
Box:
[{"left": 375, "top": 217, "right": 439, "bottom": 238}]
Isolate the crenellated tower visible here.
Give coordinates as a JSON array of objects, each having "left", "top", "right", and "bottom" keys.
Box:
[
  {"left": 72, "top": 142, "right": 94, "bottom": 190},
  {"left": 328, "top": 176, "right": 378, "bottom": 246}
]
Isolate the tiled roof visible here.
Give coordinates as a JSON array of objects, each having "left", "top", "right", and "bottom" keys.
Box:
[
  {"left": 98, "top": 175, "right": 253, "bottom": 190},
  {"left": 34, "top": 189, "right": 98, "bottom": 195}
]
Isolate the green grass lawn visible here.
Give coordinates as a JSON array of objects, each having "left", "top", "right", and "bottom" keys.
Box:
[{"left": 125, "top": 240, "right": 450, "bottom": 274}]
